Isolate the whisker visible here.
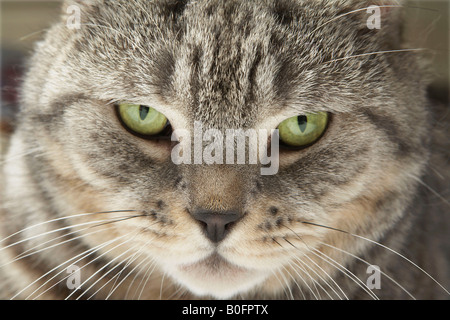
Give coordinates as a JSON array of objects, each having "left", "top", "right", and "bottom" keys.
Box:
[
  {"left": 1, "top": 226, "right": 110, "bottom": 269},
  {"left": 312, "top": 248, "right": 378, "bottom": 300},
  {"left": 276, "top": 263, "right": 295, "bottom": 300},
  {"left": 31, "top": 231, "right": 140, "bottom": 300},
  {"left": 0, "top": 212, "right": 146, "bottom": 254},
  {"left": 295, "top": 259, "right": 323, "bottom": 300},
  {"left": 323, "top": 48, "right": 428, "bottom": 65},
  {"left": 19, "top": 28, "right": 51, "bottom": 41},
  {"left": 104, "top": 235, "right": 157, "bottom": 300},
  {"left": 284, "top": 239, "right": 339, "bottom": 300},
  {"left": 281, "top": 224, "right": 347, "bottom": 299},
  {"left": 124, "top": 257, "right": 152, "bottom": 299},
  {"left": 409, "top": 174, "right": 450, "bottom": 206},
  {"left": 0, "top": 147, "right": 47, "bottom": 166},
  {"left": 82, "top": 245, "right": 140, "bottom": 300},
  {"left": 104, "top": 255, "right": 153, "bottom": 300},
  {"left": 281, "top": 238, "right": 320, "bottom": 300},
  {"left": 159, "top": 272, "right": 167, "bottom": 300},
  {"left": 290, "top": 257, "right": 335, "bottom": 300},
  {"left": 281, "top": 224, "right": 373, "bottom": 298},
  {"left": 70, "top": 232, "right": 143, "bottom": 300},
  {"left": 319, "top": 241, "right": 415, "bottom": 300},
  {"left": 311, "top": 4, "right": 440, "bottom": 35},
  {"left": 136, "top": 259, "right": 159, "bottom": 300},
  {"left": 16, "top": 231, "right": 134, "bottom": 300},
  {"left": 6, "top": 212, "right": 145, "bottom": 262},
  {"left": 284, "top": 259, "right": 318, "bottom": 300},
  {"left": 166, "top": 282, "right": 187, "bottom": 300},
  {"left": 0, "top": 210, "right": 141, "bottom": 246},
  {"left": 310, "top": 5, "right": 402, "bottom": 34},
  {"left": 271, "top": 267, "right": 296, "bottom": 299},
  {"left": 301, "top": 221, "right": 450, "bottom": 296}
]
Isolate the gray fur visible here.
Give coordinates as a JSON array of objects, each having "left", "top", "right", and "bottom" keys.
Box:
[{"left": 0, "top": 0, "right": 448, "bottom": 299}]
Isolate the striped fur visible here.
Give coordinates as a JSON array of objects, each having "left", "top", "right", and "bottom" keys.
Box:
[{"left": 0, "top": 0, "right": 448, "bottom": 299}]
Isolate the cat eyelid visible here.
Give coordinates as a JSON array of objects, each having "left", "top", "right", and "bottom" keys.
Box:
[{"left": 111, "top": 100, "right": 192, "bottom": 132}]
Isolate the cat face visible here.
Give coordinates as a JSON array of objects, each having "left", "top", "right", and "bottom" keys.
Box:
[{"left": 10, "top": 0, "right": 431, "bottom": 299}]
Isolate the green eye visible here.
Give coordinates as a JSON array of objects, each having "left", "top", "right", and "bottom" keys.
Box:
[
  {"left": 278, "top": 112, "right": 329, "bottom": 147},
  {"left": 118, "top": 103, "right": 168, "bottom": 136}
]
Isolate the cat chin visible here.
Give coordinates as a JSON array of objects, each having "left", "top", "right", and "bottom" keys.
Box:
[{"left": 168, "top": 254, "right": 270, "bottom": 299}]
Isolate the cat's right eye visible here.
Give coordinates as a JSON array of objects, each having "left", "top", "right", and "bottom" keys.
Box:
[{"left": 117, "top": 103, "right": 171, "bottom": 138}]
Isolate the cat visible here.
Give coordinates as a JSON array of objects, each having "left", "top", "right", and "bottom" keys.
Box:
[{"left": 0, "top": 0, "right": 448, "bottom": 300}]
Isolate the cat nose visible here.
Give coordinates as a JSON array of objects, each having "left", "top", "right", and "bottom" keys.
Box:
[{"left": 192, "top": 209, "right": 241, "bottom": 243}]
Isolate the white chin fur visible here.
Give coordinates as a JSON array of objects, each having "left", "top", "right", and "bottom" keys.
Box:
[
  {"left": 167, "top": 256, "right": 270, "bottom": 299},
  {"left": 171, "top": 268, "right": 269, "bottom": 299}
]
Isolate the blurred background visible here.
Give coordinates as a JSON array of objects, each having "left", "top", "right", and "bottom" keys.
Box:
[{"left": 0, "top": 0, "right": 449, "bottom": 153}]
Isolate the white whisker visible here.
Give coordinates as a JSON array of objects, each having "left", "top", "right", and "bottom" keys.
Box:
[
  {"left": 409, "top": 174, "right": 450, "bottom": 206},
  {"left": 302, "top": 221, "right": 450, "bottom": 296},
  {"left": 1, "top": 226, "right": 110, "bottom": 269},
  {"left": 310, "top": 5, "right": 402, "bottom": 34},
  {"left": 0, "top": 213, "right": 145, "bottom": 254},
  {"left": 323, "top": 48, "right": 428, "bottom": 65},
  {"left": 104, "top": 255, "right": 153, "bottom": 300},
  {"left": 70, "top": 232, "right": 143, "bottom": 300},
  {"left": 31, "top": 232, "right": 138, "bottom": 300},
  {"left": 15, "top": 231, "right": 133, "bottom": 300},
  {"left": 159, "top": 272, "right": 167, "bottom": 300},
  {"left": 0, "top": 210, "right": 141, "bottom": 246},
  {"left": 281, "top": 225, "right": 348, "bottom": 299},
  {"left": 312, "top": 248, "right": 378, "bottom": 300},
  {"left": 284, "top": 260, "right": 319, "bottom": 300},
  {"left": 136, "top": 259, "right": 159, "bottom": 300},
  {"left": 290, "top": 256, "right": 338, "bottom": 300},
  {"left": 319, "top": 241, "right": 415, "bottom": 300},
  {"left": 104, "top": 236, "right": 156, "bottom": 300}
]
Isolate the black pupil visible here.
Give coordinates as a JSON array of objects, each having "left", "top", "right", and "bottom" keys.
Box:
[
  {"left": 139, "top": 105, "right": 150, "bottom": 120},
  {"left": 297, "top": 115, "right": 307, "bottom": 133}
]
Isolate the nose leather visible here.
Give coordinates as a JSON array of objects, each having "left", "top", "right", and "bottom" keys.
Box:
[{"left": 191, "top": 210, "right": 241, "bottom": 243}]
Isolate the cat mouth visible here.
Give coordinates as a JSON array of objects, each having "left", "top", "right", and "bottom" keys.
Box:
[
  {"left": 173, "top": 253, "right": 268, "bottom": 298},
  {"left": 179, "top": 253, "right": 247, "bottom": 275}
]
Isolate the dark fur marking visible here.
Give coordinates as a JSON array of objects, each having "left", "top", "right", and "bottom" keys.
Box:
[
  {"left": 270, "top": 207, "right": 279, "bottom": 216},
  {"left": 363, "top": 109, "right": 413, "bottom": 155}
]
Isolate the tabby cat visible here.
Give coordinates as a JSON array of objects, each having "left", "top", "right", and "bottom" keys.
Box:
[{"left": 0, "top": 0, "right": 449, "bottom": 300}]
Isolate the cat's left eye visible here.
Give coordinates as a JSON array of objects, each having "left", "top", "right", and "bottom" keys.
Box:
[
  {"left": 117, "top": 103, "right": 170, "bottom": 137},
  {"left": 278, "top": 112, "right": 329, "bottom": 148}
]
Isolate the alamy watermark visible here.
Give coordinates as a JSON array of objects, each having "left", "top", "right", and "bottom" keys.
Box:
[
  {"left": 366, "top": 265, "right": 381, "bottom": 290},
  {"left": 66, "top": 5, "right": 81, "bottom": 30},
  {"left": 66, "top": 265, "right": 81, "bottom": 291},
  {"left": 171, "top": 121, "right": 279, "bottom": 175},
  {"left": 66, "top": 3, "right": 383, "bottom": 30},
  {"left": 367, "top": 5, "right": 382, "bottom": 30}
]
